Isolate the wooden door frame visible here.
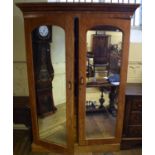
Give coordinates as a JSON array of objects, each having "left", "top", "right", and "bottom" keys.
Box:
[
  {"left": 23, "top": 14, "right": 75, "bottom": 154},
  {"left": 78, "top": 15, "right": 131, "bottom": 146}
]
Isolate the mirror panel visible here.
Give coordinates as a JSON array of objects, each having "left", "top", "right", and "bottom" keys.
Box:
[
  {"left": 85, "top": 28, "right": 122, "bottom": 139},
  {"left": 31, "top": 25, "right": 67, "bottom": 145}
]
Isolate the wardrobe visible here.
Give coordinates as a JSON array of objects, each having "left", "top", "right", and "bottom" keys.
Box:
[{"left": 16, "top": 3, "right": 139, "bottom": 154}]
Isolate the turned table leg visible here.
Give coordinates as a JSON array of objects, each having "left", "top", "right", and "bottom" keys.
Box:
[
  {"left": 108, "top": 86, "right": 118, "bottom": 117},
  {"left": 99, "top": 87, "right": 106, "bottom": 112}
]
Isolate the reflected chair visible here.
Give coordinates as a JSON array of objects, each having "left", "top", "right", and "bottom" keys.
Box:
[{"left": 92, "top": 34, "right": 111, "bottom": 80}]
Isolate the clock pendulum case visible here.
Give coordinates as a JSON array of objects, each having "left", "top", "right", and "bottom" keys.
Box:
[{"left": 32, "top": 25, "right": 57, "bottom": 117}]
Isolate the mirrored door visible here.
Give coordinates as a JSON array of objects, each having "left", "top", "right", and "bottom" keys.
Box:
[
  {"left": 78, "top": 17, "right": 128, "bottom": 145},
  {"left": 28, "top": 17, "right": 74, "bottom": 152},
  {"left": 85, "top": 29, "right": 122, "bottom": 139},
  {"left": 32, "top": 25, "right": 67, "bottom": 146}
]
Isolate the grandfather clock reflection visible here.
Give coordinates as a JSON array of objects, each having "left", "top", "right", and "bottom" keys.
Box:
[{"left": 32, "top": 26, "right": 57, "bottom": 117}]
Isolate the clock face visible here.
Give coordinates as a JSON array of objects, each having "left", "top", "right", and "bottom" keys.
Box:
[{"left": 38, "top": 25, "right": 49, "bottom": 37}]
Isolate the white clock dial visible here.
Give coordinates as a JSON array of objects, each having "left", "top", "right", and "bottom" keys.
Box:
[{"left": 39, "top": 25, "right": 49, "bottom": 37}]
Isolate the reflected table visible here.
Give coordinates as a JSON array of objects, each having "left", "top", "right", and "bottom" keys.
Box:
[{"left": 86, "top": 80, "right": 119, "bottom": 116}]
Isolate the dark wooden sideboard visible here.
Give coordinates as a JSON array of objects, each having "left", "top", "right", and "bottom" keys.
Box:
[
  {"left": 121, "top": 83, "right": 142, "bottom": 149},
  {"left": 13, "top": 96, "right": 31, "bottom": 128}
]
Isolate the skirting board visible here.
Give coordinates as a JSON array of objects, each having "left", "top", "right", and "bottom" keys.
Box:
[{"left": 13, "top": 124, "right": 29, "bottom": 130}]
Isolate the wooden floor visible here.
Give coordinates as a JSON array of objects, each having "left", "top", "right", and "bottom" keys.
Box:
[
  {"left": 86, "top": 112, "right": 116, "bottom": 139},
  {"left": 38, "top": 103, "right": 66, "bottom": 145},
  {"left": 13, "top": 130, "right": 142, "bottom": 155}
]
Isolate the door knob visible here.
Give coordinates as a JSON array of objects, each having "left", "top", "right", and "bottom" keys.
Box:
[
  {"left": 68, "top": 81, "right": 72, "bottom": 89},
  {"left": 80, "top": 77, "right": 84, "bottom": 85}
]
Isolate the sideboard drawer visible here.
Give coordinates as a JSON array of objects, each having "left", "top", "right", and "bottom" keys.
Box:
[
  {"left": 129, "top": 112, "right": 142, "bottom": 125},
  {"left": 131, "top": 97, "right": 142, "bottom": 111},
  {"left": 127, "top": 125, "right": 142, "bottom": 137}
]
